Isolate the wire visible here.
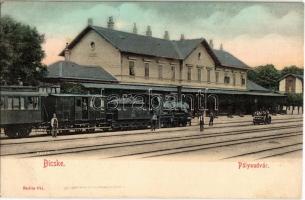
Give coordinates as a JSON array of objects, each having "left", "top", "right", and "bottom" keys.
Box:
[{"left": 3, "top": 0, "right": 130, "bottom": 2}]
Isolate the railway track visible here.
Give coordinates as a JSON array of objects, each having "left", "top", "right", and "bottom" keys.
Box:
[
  {"left": 1, "top": 122, "right": 302, "bottom": 158},
  {"left": 110, "top": 131, "right": 302, "bottom": 159},
  {"left": 222, "top": 142, "right": 302, "bottom": 160},
  {"left": 1, "top": 117, "right": 302, "bottom": 146},
  {"left": 0, "top": 116, "right": 301, "bottom": 141}
]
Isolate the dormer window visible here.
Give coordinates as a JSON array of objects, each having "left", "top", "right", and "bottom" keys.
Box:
[{"left": 90, "top": 42, "right": 95, "bottom": 51}]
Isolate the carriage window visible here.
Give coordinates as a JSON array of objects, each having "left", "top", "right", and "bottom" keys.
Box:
[
  {"left": 7, "top": 97, "right": 12, "bottom": 110},
  {"left": 27, "top": 97, "right": 39, "bottom": 110},
  {"left": 12, "top": 97, "right": 20, "bottom": 110},
  {"left": 33, "top": 97, "right": 39, "bottom": 110},
  {"left": 76, "top": 99, "right": 81, "bottom": 107},
  {"left": 27, "top": 97, "right": 34, "bottom": 110},
  {"left": 20, "top": 97, "right": 25, "bottom": 110},
  {"left": 0, "top": 97, "right": 4, "bottom": 110}
]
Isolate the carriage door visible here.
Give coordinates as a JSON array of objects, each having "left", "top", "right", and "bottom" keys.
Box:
[
  {"left": 75, "top": 97, "right": 82, "bottom": 120},
  {"left": 75, "top": 97, "right": 88, "bottom": 120},
  {"left": 81, "top": 97, "right": 89, "bottom": 120}
]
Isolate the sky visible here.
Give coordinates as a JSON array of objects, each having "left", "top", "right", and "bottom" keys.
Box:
[{"left": 2, "top": 1, "right": 304, "bottom": 69}]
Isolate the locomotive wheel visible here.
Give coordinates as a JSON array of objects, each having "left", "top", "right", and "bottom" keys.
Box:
[
  {"left": 4, "top": 127, "right": 18, "bottom": 138},
  {"left": 4, "top": 126, "right": 30, "bottom": 138},
  {"left": 19, "top": 127, "right": 31, "bottom": 138}
]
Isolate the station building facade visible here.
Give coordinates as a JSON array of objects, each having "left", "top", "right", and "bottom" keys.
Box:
[{"left": 46, "top": 21, "right": 284, "bottom": 115}]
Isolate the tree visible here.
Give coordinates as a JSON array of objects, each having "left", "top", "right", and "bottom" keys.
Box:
[
  {"left": 281, "top": 65, "right": 304, "bottom": 76},
  {"left": 247, "top": 64, "right": 281, "bottom": 90},
  {"left": 0, "top": 16, "right": 46, "bottom": 85},
  {"left": 286, "top": 93, "right": 303, "bottom": 114}
]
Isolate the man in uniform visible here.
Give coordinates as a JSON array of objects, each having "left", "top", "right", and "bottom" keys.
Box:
[
  {"left": 51, "top": 113, "right": 58, "bottom": 137},
  {"left": 151, "top": 113, "right": 158, "bottom": 131}
]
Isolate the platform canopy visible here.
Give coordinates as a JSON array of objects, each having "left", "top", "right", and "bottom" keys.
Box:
[{"left": 81, "top": 82, "right": 285, "bottom": 97}]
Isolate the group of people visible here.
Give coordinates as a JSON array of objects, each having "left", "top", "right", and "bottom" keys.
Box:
[{"left": 199, "top": 110, "right": 216, "bottom": 132}]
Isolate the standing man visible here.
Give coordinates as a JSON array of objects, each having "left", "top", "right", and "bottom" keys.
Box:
[
  {"left": 51, "top": 113, "right": 58, "bottom": 138},
  {"left": 209, "top": 110, "right": 215, "bottom": 126},
  {"left": 199, "top": 111, "right": 204, "bottom": 132},
  {"left": 151, "top": 112, "right": 158, "bottom": 131}
]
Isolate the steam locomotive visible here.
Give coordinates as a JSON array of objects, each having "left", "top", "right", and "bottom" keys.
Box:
[{"left": 0, "top": 86, "right": 191, "bottom": 138}]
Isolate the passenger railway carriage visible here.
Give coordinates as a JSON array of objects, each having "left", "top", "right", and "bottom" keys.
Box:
[
  {"left": 0, "top": 86, "right": 191, "bottom": 138},
  {"left": 0, "top": 86, "right": 45, "bottom": 138}
]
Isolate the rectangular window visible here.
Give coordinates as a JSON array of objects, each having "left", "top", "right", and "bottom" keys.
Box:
[
  {"left": 215, "top": 72, "right": 219, "bottom": 83},
  {"left": 33, "top": 97, "right": 39, "bottom": 110},
  {"left": 76, "top": 99, "right": 81, "bottom": 107},
  {"left": 20, "top": 97, "right": 25, "bottom": 110},
  {"left": 171, "top": 65, "right": 175, "bottom": 80},
  {"left": 187, "top": 67, "right": 192, "bottom": 81},
  {"left": 0, "top": 97, "right": 5, "bottom": 110},
  {"left": 12, "top": 97, "right": 19, "bottom": 110},
  {"left": 233, "top": 74, "right": 236, "bottom": 86},
  {"left": 241, "top": 75, "right": 245, "bottom": 85},
  {"left": 224, "top": 76, "right": 230, "bottom": 84},
  {"left": 207, "top": 69, "right": 211, "bottom": 82},
  {"left": 129, "top": 61, "right": 135, "bottom": 76},
  {"left": 197, "top": 68, "right": 201, "bottom": 81},
  {"left": 158, "top": 65, "right": 163, "bottom": 79},
  {"left": 27, "top": 97, "right": 34, "bottom": 110},
  {"left": 27, "top": 97, "right": 39, "bottom": 110},
  {"left": 144, "top": 63, "right": 149, "bottom": 78},
  {"left": 7, "top": 97, "right": 12, "bottom": 110}
]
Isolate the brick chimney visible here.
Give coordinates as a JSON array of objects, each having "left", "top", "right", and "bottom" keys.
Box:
[
  {"left": 87, "top": 18, "right": 93, "bottom": 26},
  {"left": 64, "top": 43, "right": 70, "bottom": 61},
  {"left": 209, "top": 39, "right": 214, "bottom": 49},
  {"left": 180, "top": 34, "right": 185, "bottom": 40},
  {"left": 163, "top": 31, "right": 170, "bottom": 40},
  {"left": 146, "top": 25, "right": 152, "bottom": 37},
  {"left": 107, "top": 16, "right": 114, "bottom": 29},
  {"left": 133, "top": 23, "right": 137, "bottom": 34}
]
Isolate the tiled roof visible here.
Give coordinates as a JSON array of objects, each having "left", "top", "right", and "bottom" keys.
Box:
[
  {"left": 59, "top": 26, "right": 249, "bottom": 69},
  {"left": 213, "top": 49, "right": 249, "bottom": 69},
  {"left": 92, "top": 26, "right": 183, "bottom": 59},
  {"left": 279, "top": 73, "right": 303, "bottom": 81},
  {"left": 247, "top": 80, "right": 270, "bottom": 92},
  {"left": 46, "top": 61, "right": 118, "bottom": 82}
]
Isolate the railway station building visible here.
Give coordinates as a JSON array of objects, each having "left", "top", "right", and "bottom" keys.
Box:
[{"left": 45, "top": 18, "right": 285, "bottom": 115}]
